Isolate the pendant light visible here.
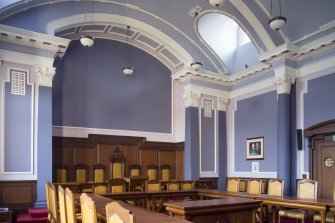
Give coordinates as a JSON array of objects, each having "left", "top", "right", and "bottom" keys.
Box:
[
  {"left": 208, "top": 0, "right": 224, "bottom": 7},
  {"left": 190, "top": 12, "right": 202, "bottom": 71},
  {"left": 122, "top": 26, "right": 134, "bottom": 76},
  {"left": 80, "top": 0, "right": 94, "bottom": 47},
  {"left": 269, "top": 0, "right": 287, "bottom": 31}
]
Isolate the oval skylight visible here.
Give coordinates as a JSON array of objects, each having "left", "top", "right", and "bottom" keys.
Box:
[{"left": 198, "top": 12, "right": 259, "bottom": 74}]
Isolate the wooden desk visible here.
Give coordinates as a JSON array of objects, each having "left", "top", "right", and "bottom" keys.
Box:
[
  {"left": 164, "top": 197, "right": 261, "bottom": 223},
  {"left": 53, "top": 182, "right": 108, "bottom": 193},
  {"left": 0, "top": 210, "right": 12, "bottom": 223},
  {"left": 76, "top": 194, "right": 191, "bottom": 223},
  {"left": 125, "top": 176, "right": 148, "bottom": 192}
]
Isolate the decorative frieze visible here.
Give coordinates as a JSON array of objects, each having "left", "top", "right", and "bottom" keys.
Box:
[
  {"left": 35, "top": 65, "right": 56, "bottom": 87},
  {"left": 273, "top": 74, "right": 296, "bottom": 94},
  {"left": 217, "top": 96, "right": 229, "bottom": 111},
  {"left": 183, "top": 90, "right": 200, "bottom": 108}
]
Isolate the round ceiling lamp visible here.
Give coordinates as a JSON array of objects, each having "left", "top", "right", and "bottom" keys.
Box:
[
  {"left": 269, "top": 16, "right": 286, "bottom": 31},
  {"left": 122, "top": 66, "right": 134, "bottom": 76},
  {"left": 80, "top": 35, "right": 94, "bottom": 47},
  {"left": 208, "top": 0, "right": 224, "bottom": 7},
  {"left": 190, "top": 61, "right": 203, "bottom": 71}
]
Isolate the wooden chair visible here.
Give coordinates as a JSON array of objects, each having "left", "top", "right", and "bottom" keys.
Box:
[
  {"left": 110, "top": 146, "right": 125, "bottom": 179},
  {"left": 145, "top": 180, "right": 162, "bottom": 211},
  {"left": 147, "top": 164, "right": 158, "bottom": 180},
  {"left": 45, "top": 182, "right": 52, "bottom": 222},
  {"left": 109, "top": 178, "right": 127, "bottom": 193},
  {"left": 58, "top": 185, "right": 67, "bottom": 223},
  {"left": 80, "top": 193, "right": 98, "bottom": 223},
  {"left": 247, "top": 179, "right": 262, "bottom": 195},
  {"left": 313, "top": 181, "right": 335, "bottom": 222},
  {"left": 261, "top": 179, "right": 268, "bottom": 194},
  {"left": 65, "top": 188, "right": 81, "bottom": 223},
  {"left": 278, "top": 179, "right": 318, "bottom": 223},
  {"left": 227, "top": 177, "right": 240, "bottom": 192},
  {"left": 106, "top": 201, "right": 135, "bottom": 223},
  {"left": 146, "top": 180, "right": 161, "bottom": 192},
  {"left": 49, "top": 183, "right": 59, "bottom": 223},
  {"left": 167, "top": 181, "right": 180, "bottom": 191},
  {"left": 54, "top": 165, "right": 69, "bottom": 183},
  {"left": 93, "top": 185, "right": 108, "bottom": 195},
  {"left": 267, "top": 179, "right": 284, "bottom": 223},
  {"left": 129, "top": 164, "right": 142, "bottom": 177},
  {"left": 160, "top": 164, "right": 171, "bottom": 181},
  {"left": 239, "top": 178, "right": 248, "bottom": 192},
  {"left": 93, "top": 164, "right": 106, "bottom": 183},
  {"left": 74, "top": 164, "right": 89, "bottom": 184},
  {"left": 180, "top": 181, "right": 194, "bottom": 190}
]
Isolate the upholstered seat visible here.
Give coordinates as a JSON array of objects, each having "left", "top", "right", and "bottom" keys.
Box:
[
  {"left": 147, "top": 164, "right": 158, "bottom": 180},
  {"left": 93, "top": 164, "right": 106, "bottom": 183},
  {"left": 227, "top": 177, "right": 240, "bottom": 192},
  {"left": 247, "top": 179, "right": 262, "bottom": 222},
  {"left": 267, "top": 179, "right": 284, "bottom": 223},
  {"left": 74, "top": 164, "right": 89, "bottom": 184},
  {"left": 278, "top": 179, "right": 318, "bottom": 223},
  {"left": 239, "top": 178, "right": 248, "bottom": 192},
  {"left": 105, "top": 201, "right": 135, "bottom": 223},
  {"left": 160, "top": 164, "right": 171, "bottom": 181},
  {"left": 54, "top": 165, "right": 69, "bottom": 183}
]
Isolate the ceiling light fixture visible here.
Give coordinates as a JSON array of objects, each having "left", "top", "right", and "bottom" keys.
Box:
[
  {"left": 80, "top": 0, "right": 94, "bottom": 47},
  {"left": 122, "top": 26, "right": 134, "bottom": 76},
  {"left": 190, "top": 12, "right": 202, "bottom": 71},
  {"left": 208, "top": 0, "right": 224, "bottom": 7},
  {"left": 269, "top": 0, "right": 287, "bottom": 31}
]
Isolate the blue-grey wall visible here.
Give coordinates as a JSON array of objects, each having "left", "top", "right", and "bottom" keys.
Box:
[
  {"left": 35, "top": 86, "right": 52, "bottom": 207},
  {"left": 4, "top": 72, "right": 32, "bottom": 172},
  {"left": 200, "top": 108, "right": 215, "bottom": 172},
  {"left": 234, "top": 91, "right": 278, "bottom": 171},
  {"left": 53, "top": 39, "right": 172, "bottom": 133}
]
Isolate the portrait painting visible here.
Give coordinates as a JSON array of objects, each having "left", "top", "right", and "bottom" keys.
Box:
[{"left": 246, "top": 137, "right": 264, "bottom": 160}]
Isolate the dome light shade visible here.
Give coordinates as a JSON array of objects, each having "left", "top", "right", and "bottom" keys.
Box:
[
  {"left": 122, "top": 66, "right": 134, "bottom": 76},
  {"left": 190, "top": 61, "right": 203, "bottom": 71},
  {"left": 269, "top": 16, "right": 287, "bottom": 30},
  {"left": 80, "top": 35, "right": 94, "bottom": 47},
  {"left": 208, "top": 0, "right": 224, "bottom": 7}
]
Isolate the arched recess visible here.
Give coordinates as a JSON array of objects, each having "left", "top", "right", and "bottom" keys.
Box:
[{"left": 304, "top": 119, "right": 335, "bottom": 199}]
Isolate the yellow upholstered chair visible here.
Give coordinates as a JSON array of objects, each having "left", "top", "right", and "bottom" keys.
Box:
[
  {"left": 180, "top": 181, "right": 194, "bottom": 190},
  {"left": 45, "top": 182, "right": 52, "bottom": 222},
  {"left": 146, "top": 180, "right": 161, "bottom": 192},
  {"left": 93, "top": 185, "right": 108, "bottom": 195},
  {"left": 129, "top": 164, "right": 142, "bottom": 177},
  {"left": 58, "top": 186, "right": 67, "bottom": 223},
  {"left": 80, "top": 193, "right": 98, "bottom": 223},
  {"left": 313, "top": 181, "right": 335, "bottom": 223},
  {"left": 261, "top": 179, "right": 268, "bottom": 194},
  {"left": 93, "top": 164, "right": 106, "bottom": 183},
  {"left": 49, "top": 183, "right": 59, "bottom": 223},
  {"left": 160, "top": 164, "right": 172, "bottom": 181},
  {"left": 74, "top": 164, "right": 89, "bottom": 184},
  {"left": 106, "top": 202, "right": 135, "bottom": 223},
  {"left": 239, "top": 178, "right": 248, "bottom": 192},
  {"left": 109, "top": 178, "right": 127, "bottom": 193},
  {"left": 147, "top": 164, "right": 158, "bottom": 180},
  {"left": 167, "top": 181, "right": 180, "bottom": 191},
  {"left": 110, "top": 146, "right": 125, "bottom": 179},
  {"left": 279, "top": 179, "right": 318, "bottom": 223},
  {"left": 247, "top": 179, "right": 262, "bottom": 195},
  {"left": 65, "top": 188, "right": 81, "bottom": 223},
  {"left": 55, "top": 165, "right": 69, "bottom": 183},
  {"left": 267, "top": 179, "right": 284, "bottom": 223},
  {"left": 227, "top": 177, "right": 240, "bottom": 192}
]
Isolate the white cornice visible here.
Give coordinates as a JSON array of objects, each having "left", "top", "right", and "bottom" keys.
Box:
[{"left": 0, "top": 24, "right": 70, "bottom": 58}]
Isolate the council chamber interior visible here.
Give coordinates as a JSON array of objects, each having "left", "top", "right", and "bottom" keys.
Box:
[{"left": 0, "top": 0, "right": 335, "bottom": 223}]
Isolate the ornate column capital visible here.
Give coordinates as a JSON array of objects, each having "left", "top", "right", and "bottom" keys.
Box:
[
  {"left": 35, "top": 64, "right": 56, "bottom": 87},
  {"left": 273, "top": 74, "right": 296, "bottom": 94},
  {"left": 183, "top": 90, "right": 200, "bottom": 108},
  {"left": 217, "top": 96, "right": 229, "bottom": 111}
]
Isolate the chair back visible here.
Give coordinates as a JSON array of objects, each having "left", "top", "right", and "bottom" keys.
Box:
[
  {"left": 94, "top": 185, "right": 108, "bottom": 194},
  {"left": 129, "top": 164, "right": 142, "bottom": 177},
  {"left": 297, "top": 179, "right": 317, "bottom": 199},
  {"left": 65, "top": 188, "right": 77, "bottom": 223},
  {"left": 106, "top": 201, "right": 135, "bottom": 223},
  {"left": 109, "top": 178, "right": 127, "bottom": 193},
  {"left": 93, "top": 164, "right": 106, "bottom": 183},
  {"left": 180, "top": 181, "right": 194, "bottom": 190},
  {"left": 239, "top": 179, "right": 248, "bottom": 192},
  {"left": 80, "top": 193, "right": 98, "bottom": 223},
  {"left": 147, "top": 164, "right": 158, "bottom": 180},
  {"left": 58, "top": 185, "right": 67, "bottom": 223},
  {"left": 74, "top": 164, "right": 89, "bottom": 184},
  {"left": 267, "top": 179, "right": 284, "bottom": 197},
  {"left": 146, "top": 180, "right": 161, "bottom": 192},
  {"left": 167, "top": 181, "right": 180, "bottom": 191},
  {"left": 49, "top": 183, "right": 59, "bottom": 223},
  {"left": 45, "top": 182, "right": 52, "bottom": 222},
  {"left": 161, "top": 164, "right": 171, "bottom": 181},
  {"left": 227, "top": 177, "right": 239, "bottom": 192},
  {"left": 247, "top": 179, "right": 262, "bottom": 195},
  {"left": 55, "top": 165, "right": 69, "bottom": 183}
]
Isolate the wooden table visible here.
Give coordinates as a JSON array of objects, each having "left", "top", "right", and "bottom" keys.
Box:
[{"left": 164, "top": 197, "right": 261, "bottom": 223}]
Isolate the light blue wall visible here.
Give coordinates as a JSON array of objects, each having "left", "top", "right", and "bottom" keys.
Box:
[
  {"left": 200, "top": 108, "right": 215, "bottom": 172},
  {"left": 4, "top": 71, "right": 32, "bottom": 172},
  {"left": 234, "top": 91, "right": 278, "bottom": 172},
  {"left": 53, "top": 39, "right": 172, "bottom": 133}
]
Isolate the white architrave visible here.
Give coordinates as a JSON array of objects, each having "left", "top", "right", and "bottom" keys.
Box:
[{"left": 35, "top": 65, "right": 56, "bottom": 87}]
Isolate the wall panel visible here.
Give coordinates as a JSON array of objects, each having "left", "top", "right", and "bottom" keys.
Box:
[{"left": 0, "top": 181, "right": 36, "bottom": 208}]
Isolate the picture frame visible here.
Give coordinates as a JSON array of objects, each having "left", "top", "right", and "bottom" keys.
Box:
[{"left": 246, "top": 137, "right": 264, "bottom": 160}]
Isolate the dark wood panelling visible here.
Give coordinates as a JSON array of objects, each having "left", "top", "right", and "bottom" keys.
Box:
[
  {"left": 0, "top": 181, "right": 36, "bottom": 208},
  {"left": 53, "top": 134, "right": 184, "bottom": 182}
]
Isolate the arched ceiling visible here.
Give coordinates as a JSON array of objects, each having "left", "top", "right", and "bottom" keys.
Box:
[{"left": 0, "top": 0, "right": 334, "bottom": 76}]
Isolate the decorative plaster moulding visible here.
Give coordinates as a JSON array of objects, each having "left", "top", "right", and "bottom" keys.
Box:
[
  {"left": 0, "top": 24, "right": 70, "bottom": 58},
  {"left": 35, "top": 65, "right": 56, "bottom": 87}
]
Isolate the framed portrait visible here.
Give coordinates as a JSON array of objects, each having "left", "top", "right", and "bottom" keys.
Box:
[{"left": 246, "top": 137, "right": 264, "bottom": 160}]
